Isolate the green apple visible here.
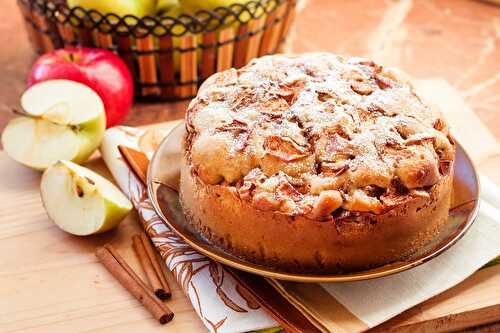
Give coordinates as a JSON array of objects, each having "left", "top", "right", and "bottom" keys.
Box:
[
  {"left": 41, "top": 160, "right": 132, "bottom": 236},
  {"left": 178, "top": 0, "right": 268, "bottom": 34},
  {"left": 156, "top": 0, "right": 179, "bottom": 15},
  {"left": 178, "top": 0, "right": 252, "bottom": 14},
  {"left": 1, "top": 80, "right": 105, "bottom": 170},
  {"left": 67, "top": 0, "right": 157, "bottom": 17}
]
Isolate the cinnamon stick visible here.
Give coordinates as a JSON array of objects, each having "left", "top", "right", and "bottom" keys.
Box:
[
  {"left": 140, "top": 234, "right": 172, "bottom": 297},
  {"left": 118, "top": 145, "right": 149, "bottom": 185},
  {"left": 132, "top": 234, "right": 172, "bottom": 300},
  {"left": 96, "top": 245, "right": 174, "bottom": 324}
]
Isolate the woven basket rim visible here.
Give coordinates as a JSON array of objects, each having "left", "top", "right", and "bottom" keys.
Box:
[{"left": 19, "top": 0, "right": 292, "bottom": 36}]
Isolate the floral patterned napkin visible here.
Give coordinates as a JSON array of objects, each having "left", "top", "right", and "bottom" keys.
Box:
[{"left": 100, "top": 125, "right": 278, "bottom": 333}]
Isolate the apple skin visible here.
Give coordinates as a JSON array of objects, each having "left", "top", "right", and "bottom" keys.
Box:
[
  {"left": 41, "top": 160, "right": 132, "bottom": 236},
  {"left": 179, "top": 0, "right": 252, "bottom": 14},
  {"left": 177, "top": 0, "right": 259, "bottom": 40},
  {"left": 67, "top": 0, "right": 156, "bottom": 17},
  {"left": 157, "top": 0, "right": 179, "bottom": 15},
  {"left": 28, "top": 47, "right": 134, "bottom": 128}
]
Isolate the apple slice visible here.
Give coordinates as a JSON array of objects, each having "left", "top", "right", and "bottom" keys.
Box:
[
  {"left": 1, "top": 80, "right": 105, "bottom": 170},
  {"left": 41, "top": 160, "right": 132, "bottom": 236}
]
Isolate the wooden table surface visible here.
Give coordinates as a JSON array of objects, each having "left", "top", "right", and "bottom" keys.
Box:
[{"left": 0, "top": 0, "right": 499, "bottom": 332}]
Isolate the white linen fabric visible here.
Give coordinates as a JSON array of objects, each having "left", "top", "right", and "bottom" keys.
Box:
[
  {"left": 320, "top": 184, "right": 500, "bottom": 327},
  {"left": 101, "top": 126, "right": 278, "bottom": 333}
]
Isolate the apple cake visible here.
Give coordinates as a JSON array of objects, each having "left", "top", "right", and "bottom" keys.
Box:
[{"left": 180, "top": 52, "right": 455, "bottom": 273}]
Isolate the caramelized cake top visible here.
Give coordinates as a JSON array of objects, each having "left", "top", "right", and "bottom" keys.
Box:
[{"left": 184, "top": 53, "right": 454, "bottom": 219}]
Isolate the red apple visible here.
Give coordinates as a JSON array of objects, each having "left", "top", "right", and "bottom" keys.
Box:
[{"left": 28, "top": 47, "right": 134, "bottom": 128}]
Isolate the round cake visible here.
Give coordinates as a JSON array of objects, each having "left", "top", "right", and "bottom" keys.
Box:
[{"left": 180, "top": 52, "right": 455, "bottom": 273}]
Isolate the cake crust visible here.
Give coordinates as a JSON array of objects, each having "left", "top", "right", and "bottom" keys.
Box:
[{"left": 180, "top": 53, "right": 455, "bottom": 273}]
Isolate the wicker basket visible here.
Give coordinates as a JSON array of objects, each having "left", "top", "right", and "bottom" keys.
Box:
[{"left": 17, "top": 0, "right": 297, "bottom": 101}]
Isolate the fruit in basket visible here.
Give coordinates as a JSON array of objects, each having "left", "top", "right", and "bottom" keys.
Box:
[
  {"left": 178, "top": 0, "right": 251, "bottom": 13},
  {"left": 158, "top": 1, "right": 183, "bottom": 18},
  {"left": 41, "top": 160, "right": 132, "bottom": 236},
  {"left": 157, "top": 0, "right": 271, "bottom": 73},
  {"left": 1, "top": 80, "right": 105, "bottom": 170},
  {"left": 28, "top": 47, "right": 133, "bottom": 128},
  {"left": 156, "top": 0, "right": 179, "bottom": 15},
  {"left": 178, "top": 0, "right": 270, "bottom": 33},
  {"left": 67, "top": 0, "right": 156, "bottom": 17}
]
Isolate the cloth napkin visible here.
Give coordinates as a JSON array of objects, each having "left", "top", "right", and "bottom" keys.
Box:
[
  {"left": 100, "top": 79, "right": 500, "bottom": 333},
  {"left": 323, "top": 186, "right": 500, "bottom": 326},
  {"left": 100, "top": 125, "right": 278, "bottom": 333}
]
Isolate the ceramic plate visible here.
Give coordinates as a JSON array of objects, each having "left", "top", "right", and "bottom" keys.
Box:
[{"left": 148, "top": 123, "right": 480, "bottom": 282}]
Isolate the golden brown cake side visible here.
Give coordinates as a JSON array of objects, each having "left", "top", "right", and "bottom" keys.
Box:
[
  {"left": 180, "top": 52, "right": 455, "bottom": 273},
  {"left": 180, "top": 155, "right": 453, "bottom": 273}
]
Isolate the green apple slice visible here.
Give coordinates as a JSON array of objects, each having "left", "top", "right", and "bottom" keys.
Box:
[
  {"left": 1, "top": 80, "right": 105, "bottom": 170},
  {"left": 41, "top": 160, "right": 132, "bottom": 236}
]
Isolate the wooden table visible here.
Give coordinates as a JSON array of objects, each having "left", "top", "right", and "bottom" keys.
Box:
[
  {"left": 0, "top": 150, "right": 207, "bottom": 332},
  {"left": 0, "top": 1, "right": 499, "bottom": 332}
]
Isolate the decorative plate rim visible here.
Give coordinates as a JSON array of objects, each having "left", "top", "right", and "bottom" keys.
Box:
[{"left": 147, "top": 122, "right": 480, "bottom": 282}]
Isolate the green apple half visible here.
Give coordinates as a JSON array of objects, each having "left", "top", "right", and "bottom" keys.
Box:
[
  {"left": 41, "top": 160, "right": 132, "bottom": 236},
  {"left": 1, "top": 80, "right": 106, "bottom": 170}
]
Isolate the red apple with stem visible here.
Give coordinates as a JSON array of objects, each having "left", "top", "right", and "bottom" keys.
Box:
[{"left": 28, "top": 47, "right": 134, "bottom": 128}]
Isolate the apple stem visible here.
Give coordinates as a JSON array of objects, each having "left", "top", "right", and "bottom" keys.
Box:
[
  {"left": 75, "top": 184, "right": 84, "bottom": 197},
  {"left": 11, "top": 108, "right": 28, "bottom": 117},
  {"left": 63, "top": 52, "right": 78, "bottom": 63},
  {"left": 85, "top": 176, "right": 96, "bottom": 185}
]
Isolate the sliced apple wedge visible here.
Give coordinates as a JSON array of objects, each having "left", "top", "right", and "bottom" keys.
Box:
[
  {"left": 2, "top": 80, "right": 105, "bottom": 170},
  {"left": 41, "top": 160, "right": 132, "bottom": 236}
]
